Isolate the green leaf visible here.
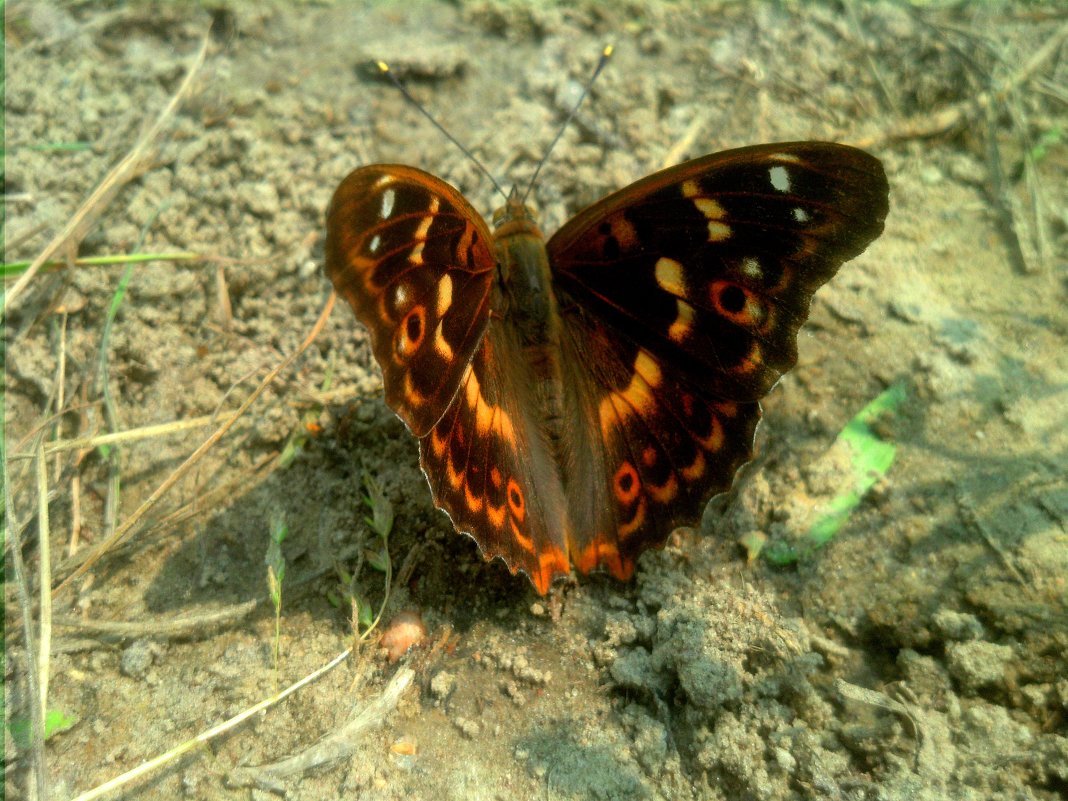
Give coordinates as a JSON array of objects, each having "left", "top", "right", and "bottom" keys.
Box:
[
  {"left": 763, "top": 381, "right": 906, "bottom": 565},
  {"left": 357, "top": 597, "right": 374, "bottom": 630},
  {"left": 366, "top": 547, "right": 389, "bottom": 573},
  {"left": 1029, "top": 126, "right": 1063, "bottom": 163},
  {"left": 362, "top": 473, "right": 394, "bottom": 540},
  {"left": 9, "top": 709, "right": 79, "bottom": 748}
]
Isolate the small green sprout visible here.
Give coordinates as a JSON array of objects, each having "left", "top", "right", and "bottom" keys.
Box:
[
  {"left": 265, "top": 512, "right": 288, "bottom": 673},
  {"left": 8, "top": 708, "right": 79, "bottom": 749},
  {"left": 762, "top": 381, "right": 906, "bottom": 565},
  {"left": 357, "top": 472, "right": 394, "bottom": 641}
]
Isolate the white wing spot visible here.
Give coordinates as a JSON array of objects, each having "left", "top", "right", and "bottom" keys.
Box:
[
  {"left": 769, "top": 166, "right": 790, "bottom": 192},
  {"left": 793, "top": 207, "right": 810, "bottom": 223},
  {"left": 741, "top": 257, "right": 762, "bottom": 279},
  {"left": 392, "top": 283, "right": 408, "bottom": 310},
  {"left": 380, "top": 188, "right": 396, "bottom": 218},
  {"left": 368, "top": 234, "right": 381, "bottom": 253}
]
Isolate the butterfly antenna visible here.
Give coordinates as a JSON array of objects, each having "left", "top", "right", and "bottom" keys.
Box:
[
  {"left": 376, "top": 61, "right": 509, "bottom": 203},
  {"left": 521, "top": 45, "right": 614, "bottom": 205}
]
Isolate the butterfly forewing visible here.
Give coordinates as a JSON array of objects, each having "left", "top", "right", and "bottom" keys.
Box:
[
  {"left": 325, "top": 165, "right": 497, "bottom": 437},
  {"left": 548, "top": 142, "right": 889, "bottom": 403}
]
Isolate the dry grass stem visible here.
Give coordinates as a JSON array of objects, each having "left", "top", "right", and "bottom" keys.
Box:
[
  {"left": 52, "top": 599, "right": 259, "bottom": 641},
  {"left": 53, "top": 293, "right": 336, "bottom": 596},
  {"left": 659, "top": 110, "right": 710, "bottom": 170},
  {"left": 35, "top": 442, "right": 54, "bottom": 729},
  {"left": 69, "top": 647, "right": 355, "bottom": 801},
  {"left": 227, "top": 667, "right": 416, "bottom": 790},
  {"left": 5, "top": 437, "right": 50, "bottom": 800},
  {"left": 21, "top": 413, "right": 240, "bottom": 457},
  {"left": 3, "top": 22, "right": 216, "bottom": 313},
  {"left": 855, "top": 20, "right": 1068, "bottom": 148}
]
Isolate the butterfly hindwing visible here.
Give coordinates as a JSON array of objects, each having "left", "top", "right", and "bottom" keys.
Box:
[
  {"left": 418, "top": 322, "right": 571, "bottom": 594},
  {"left": 548, "top": 142, "right": 889, "bottom": 403},
  {"left": 558, "top": 313, "right": 762, "bottom": 581},
  {"left": 325, "top": 165, "right": 497, "bottom": 437}
]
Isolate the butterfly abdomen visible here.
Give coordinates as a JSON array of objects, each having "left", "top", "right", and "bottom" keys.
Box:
[{"left": 492, "top": 208, "right": 571, "bottom": 460}]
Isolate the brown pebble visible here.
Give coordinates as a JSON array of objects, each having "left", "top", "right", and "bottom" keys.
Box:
[{"left": 380, "top": 611, "right": 427, "bottom": 663}]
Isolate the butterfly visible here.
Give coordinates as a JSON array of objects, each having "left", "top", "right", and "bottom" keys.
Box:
[{"left": 325, "top": 141, "right": 888, "bottom": 594}]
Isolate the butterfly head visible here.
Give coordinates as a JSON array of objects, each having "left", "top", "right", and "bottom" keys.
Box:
[{"left": 491, "top": 184, "right": 543, "bottom": 238}]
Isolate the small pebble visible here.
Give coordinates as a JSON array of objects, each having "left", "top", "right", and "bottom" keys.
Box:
[
  {"left": 454, "top": 716, "right": 481, "bottom": 738},
  {"left": 946, "top": 640, "right": 1013, "bottom": 691},
  {"left": 120, "top": 639, "right": 157, "bottom": 679},
  {"left": 380, "top": 611, "right": 427, "bottom": 663},
  {"left": 430, "top": 670, "right": 456, "bottom": 700}
]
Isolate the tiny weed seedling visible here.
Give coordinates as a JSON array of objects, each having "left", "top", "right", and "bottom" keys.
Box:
[
  {"left": 1, "top": 250, "right": 205, "bottom": 279},
  {"left": 265, "top": 512, "right": 288, "bottom": 675},
  {"left": 324, "top": 472, "right": 395, "bottom": 647},
  {"left": 760, "top": 381, "right": 906, "bottom": 565},
  {"left": 1029, "top": 125, "right": 1063, "bottom": 163},
  {"left": 359, "top": 472, "right": 394, "bottom": 642}
]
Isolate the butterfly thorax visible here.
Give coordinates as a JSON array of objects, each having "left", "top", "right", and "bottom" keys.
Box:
[{"left": 491, "top": 192, "right": 560, "bottom": 353}]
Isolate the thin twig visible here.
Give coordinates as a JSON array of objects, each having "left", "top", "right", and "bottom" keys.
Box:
[
  {"left": 228, "top": 667, "right": 415, "bottom": 789},
  {"left": 2, "top": 251, "right": 205, "bottom": 276},
  {"left": 53, "top": 312, "right": 69, "bottom": 482},
  {"left": 1009, "top": 92, "right": 1053, "bottom": 273},
  {"left": 846, "top": 2, "right": 899, "bottom": 116},
  {"left": 68, "top": 648, "right": 355, "bottom": 801},
  {"left": 659, "top": 110, "right": 711, "bottom": 170},
  {"left": 11, "top": 412, "right": 239, "bottom": 458},
  {"left": 853, "top": 20, "right": 1068, "bottom": 148},
  {"left": 10, "top": 400, "right": 100, "bottom": 457},
  {"left": 957, "top": 492, "right": 1029, "bottom": 585},
  {"left": 52, "top": 600, "right": 259, "bottom": 641},
  {"left": 5, "top": 435, "right": 49, "bottom": 801},
  {"left": 142, "top": 451, "right": 277, "bottom": 537},
  {"left": 5, "top": 220, "right": 51, "bottom": 251},
  {"left": 36, "top": 442, "right": 54, "bottom": 734},
  {"left": 983, "top": 104, "right": 1032, "bottom": 275}
]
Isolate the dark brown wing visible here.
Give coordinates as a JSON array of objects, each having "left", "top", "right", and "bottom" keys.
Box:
[
  {"left": 548, "top": 142, "right": 889, "bottom": 402},
  {"left": 325, "top": 165, "right": 497, "bottom": 437},
  {"left": 548, "top": 142, "right": 888, "bottom": 577},
  {"left": 418, "top": 321, "right": 571, "bottom": 594},
  {"left": 557, "top": 315, "right": 761, "bottom": 580}
]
